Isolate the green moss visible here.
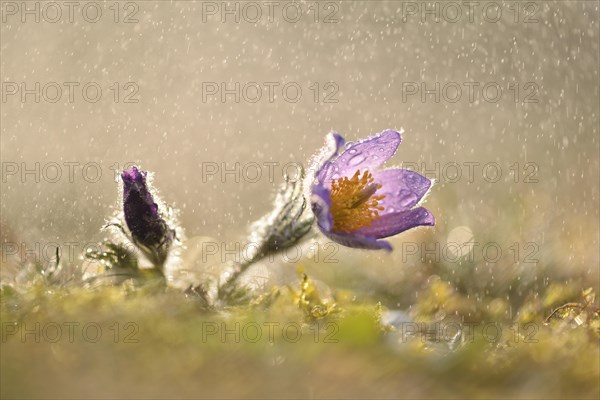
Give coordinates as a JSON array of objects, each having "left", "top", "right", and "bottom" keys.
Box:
[{"left": 1, "top": 265, "right": 599, "bottom": 399}]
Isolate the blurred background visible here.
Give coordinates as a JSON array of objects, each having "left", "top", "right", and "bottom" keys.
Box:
[
  {"left": 1, "top": 0, "right": 598, "bottom": 301},
  {"left": 2, "top": 1, "right": 599, "bottom": 399}
]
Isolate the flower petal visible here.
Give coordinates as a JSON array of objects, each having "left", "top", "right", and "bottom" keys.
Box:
[
  {"left": 322, "top": 230, "right": 393, "bottom": 251},
  {"left": 309, "top": 132, "right": 345, "bottom": 184},
  {"left": 310, "top": 183, "right": 334, "bottom": 231},
  {"left": 373, "top": 168, "right": 433, "bottom": 214},
  {"left": 326, "top": 129, "right": 402, "bottom": 180},
  {"left": 355, "top": 207, "right": 435, "bottom": 239}
]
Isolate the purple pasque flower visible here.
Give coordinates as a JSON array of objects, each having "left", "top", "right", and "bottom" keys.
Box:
[
  {"left": 310, "top": 129, "right": 434, "bottom": 251},
  {"left": 121, "top": 166, "right": 174, "bottom": 267}
]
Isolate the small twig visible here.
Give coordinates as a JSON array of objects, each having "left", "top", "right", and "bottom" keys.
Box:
[
  {"left": 545, "top": 298, "right": 600, "bottom": 324},
  {"left": 544, "top": 303, "right": 584, "bottom": 323}
]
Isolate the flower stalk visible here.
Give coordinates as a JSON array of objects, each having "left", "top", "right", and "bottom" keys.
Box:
[{"left": 216, "top": 168, "right": 314, "bottom": 300}]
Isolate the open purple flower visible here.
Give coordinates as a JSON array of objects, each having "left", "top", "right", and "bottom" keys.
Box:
[
  {"left": 121, "top": 166, "right": 174, "bottom": 267},
  {"left": 310, "top": 130, "right": 434, "bottom": 251}
]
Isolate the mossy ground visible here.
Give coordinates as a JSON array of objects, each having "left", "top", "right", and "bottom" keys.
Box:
[{"left": 1, "top": 265, "right": 598, "bottom": 399}]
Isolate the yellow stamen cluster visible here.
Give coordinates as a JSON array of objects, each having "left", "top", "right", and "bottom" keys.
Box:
[{"left": 330, "top": 170, "right": 385, "bottom": 233}]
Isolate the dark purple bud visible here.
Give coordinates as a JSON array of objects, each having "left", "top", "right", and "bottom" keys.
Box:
[{"left": 121, "top": 167, "right": 173, "bottom": 267}]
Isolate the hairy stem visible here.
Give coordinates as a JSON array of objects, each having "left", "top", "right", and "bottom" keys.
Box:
[
  {"left": 217, "top": 244, "right": 268, "bottom": 299},
  {"left": 217, "top": 232, "right": 317, "bottom": 301}
]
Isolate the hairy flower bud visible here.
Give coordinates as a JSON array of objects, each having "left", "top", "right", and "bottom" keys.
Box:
[{"left": 121, "top": 166, "right": 174, "bottom": 268}]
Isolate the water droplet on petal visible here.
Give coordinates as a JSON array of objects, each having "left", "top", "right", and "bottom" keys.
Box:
[
  {"left": 404, "top": 173, "right": 417, "bottom": 183},
  {"left": 348, "top": 148, "right": 358, "bottom": 154},
  {"left": 348, "top": 153, "right": 366, "bottom": 166},
  {"left": 396, "top": 190, "right": 418, "bottom": 208}
]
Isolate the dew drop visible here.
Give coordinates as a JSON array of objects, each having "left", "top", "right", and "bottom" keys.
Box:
[
  {"left": 404, "top": 173, "right": 418, "bottom": 184},
  {"left": 396, "top": 190, "right": 418, "bottom": 207},
  {"left": 348, "top": 153, "right": 366, "bottom": 166}
]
